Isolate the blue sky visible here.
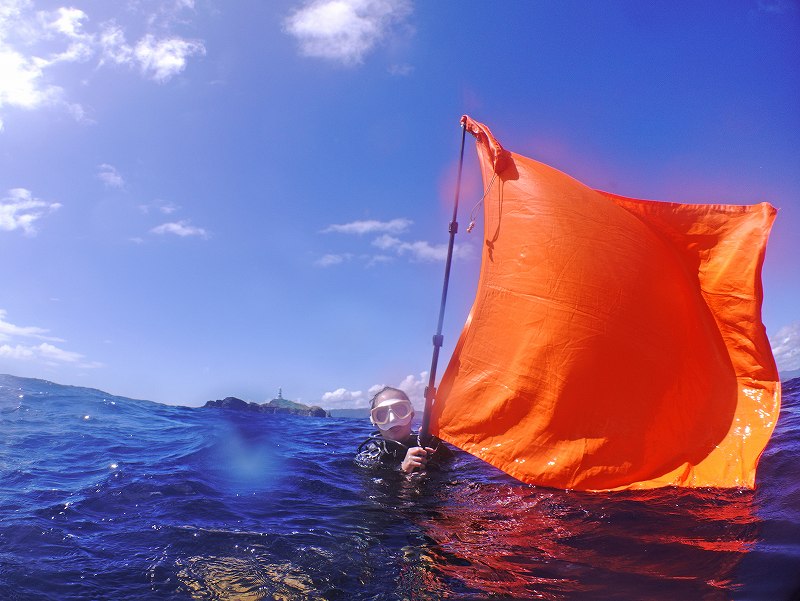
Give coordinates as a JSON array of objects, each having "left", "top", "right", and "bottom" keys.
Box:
[{"left": 1, "top": 0, "right": 798, "bottom": 408}]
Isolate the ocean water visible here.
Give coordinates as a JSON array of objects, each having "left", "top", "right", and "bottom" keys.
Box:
[{"left": 1, "top": 374, "right": 798, "bottom": 601}]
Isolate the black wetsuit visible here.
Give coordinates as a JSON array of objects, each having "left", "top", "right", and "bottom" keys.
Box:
[{"left": 354, "top": 431, "right": 452, "bottom": 471}]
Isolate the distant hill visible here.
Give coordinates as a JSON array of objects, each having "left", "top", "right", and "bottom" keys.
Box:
[
  {"left": 780, "top": 368, "right": 800, "bottom": 382},
  {"left": 203, "top": 396, "right": 329, "bottom": 417}
]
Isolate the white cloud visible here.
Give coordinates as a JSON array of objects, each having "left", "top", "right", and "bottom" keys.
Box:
[
  {"left": 0, "top": 187, "right": 61, "bottom": 235},
  {"left": 323, "top": 217, "right": 412, "bottom": 235},
  {"left": 320, "top": 373, "right": 427, "bottom": 409},
  {"left": 0, "top": 45, "right": 65, "bottom": 118},
  {"left": 772, "top": 322, "right": 800, "bottom": 372},
  {"left": 98, "top": 23, "right": 134, "bottom": 66},
  {"left": 0, "top": 2, "right": 206, "bottom": 127},
  {"left": 397, "top": 240, "right": 450, "bottom": 261},
  {"left": 320, "top": 383, "right": 384, "bottom": 409},
  {"left": 100, "top": 26, "right": 207, "bottom": 81},
  {"left": 151, "top": 220, "right": 208, "bottom": 238},
  {"left": 318, "top": 217, "right": 474, "bottom": 266},
  {"left": 0, "top": 5, "right": 87, "bottom": 121},
  {"left": 0, "top": 0, "right": 27, "bottom": 21},
  {"left": 0, "top": 309, "right": 61, "bottom": 342},
  {"left": 372, "top": 234, "right": 473, "bottom": 262},
  {"left": 321, "top": 387, "right": 366, "bottom": 406},
  {"left": 0, "top": 309, "right": 100, "bottom": 368},
  {"left": 372, "top": 233, "right": 400, "bottom": 249},
  {"left": 37, "top": 341, "right": 84, "bottom": 363},
  {"left": 284, "top": 0, "right": 412, "bottom": 66},
  {"left": 0, "top": 342, "right": 101, "bottom": 367},
  {"left": 134, "top": 34, "right": 205, "bottom": 83},
  {"left": 396, "top": 371, "right": 427, "bottom": 406},
  {"left": 42, "top": 7, "right": 86, "bottom": 38},
  {"left": 0, "top": 343, "right": 34, "bottom": 360},
  {"left": 97, "top": 163, "right": 125, "bottom": 188}
]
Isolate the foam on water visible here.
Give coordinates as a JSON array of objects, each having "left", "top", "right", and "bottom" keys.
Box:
[{"left": 1, "top": 374, "right": 799, "bottom": 600}]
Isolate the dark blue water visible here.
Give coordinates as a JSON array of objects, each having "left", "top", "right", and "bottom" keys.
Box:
[{"left": 1, "top": 373, "right": 799, "bottom": 600}]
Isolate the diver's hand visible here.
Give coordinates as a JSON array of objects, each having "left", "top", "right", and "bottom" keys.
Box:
[{"left": 401, "top": 447, "right": 435, "bottom": 473}]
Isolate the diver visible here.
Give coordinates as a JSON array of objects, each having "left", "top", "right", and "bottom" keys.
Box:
[{"left": 355, "top": 386, "right": 452, "bottom": 473}]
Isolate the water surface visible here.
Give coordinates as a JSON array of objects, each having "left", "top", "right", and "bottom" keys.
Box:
[{"left": 1, "top": 374, "right": 798, "bottom": 600}]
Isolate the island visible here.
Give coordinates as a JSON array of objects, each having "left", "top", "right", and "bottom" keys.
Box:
[{"left": 203, "top": 388, "right": 329, "bottom": 417}]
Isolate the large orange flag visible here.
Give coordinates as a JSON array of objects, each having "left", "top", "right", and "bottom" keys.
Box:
[{"left": 430, "top": 116, "right": 780, "bottom": 491}]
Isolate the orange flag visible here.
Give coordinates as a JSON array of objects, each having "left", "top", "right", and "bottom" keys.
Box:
[{"left": 430, "top": 116, "right": 780, "bottom": 491}]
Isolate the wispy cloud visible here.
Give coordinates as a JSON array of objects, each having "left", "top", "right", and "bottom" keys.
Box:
[
  {"left": 0, "top": 309, "right": 101, "bottom": 368},
  {"left": 97, "top": 163, "right": 125, "bottom": 189},
  {"left": 372, "top": 233, "right": 472, "bottom": 262},
  {"left": 139, "top": 199, "right": 180, "bottom": 215},
  {"left": 0, "top": 342, "right": 101, "bottom": 367},
  {"left": 317, "top": 216, "right": 474, "bottom": 266},
  {"left": 139, "top": 201, "right": 204, "bottom": 241},
  {"left": 284, "top": 0, "right": 412, "bottom": 66},
  {"left": 772, "top": 321, "right": 800, "bottom": 373},
  {"left": 0, "top": 309, "right": 62, "bottom": 343},
  {"left": 150, "top": 220, "right": 208, "bottom": 238},
  {"left": 0, "top": 1, "right": 205, "bottom": 127},
  {"left": 96, "top": 16, "right": 206, "bottom": 83},
  {"left": 388, "top": 63, "right": 413, "bottom": 76},
  {"left": 323, "top": 217, "right": 412, "bottom": 235},
  {"left": 0, "top": 188, "right": 61, "bottom": 235},
  {"left": 36, "top": 342, "right": 85, "bottom": 363},
  {"left": 365, "top": 254, "right": 392, "bottom": 267},
  {"left": 315, "top": 252, "right": 352, "bottom": 267},
  {"left": 98, "top": 23, "right": 134, "bottom": 66},
  {"left": 372, "top": 234, "right": 450, "bottom": 261}
]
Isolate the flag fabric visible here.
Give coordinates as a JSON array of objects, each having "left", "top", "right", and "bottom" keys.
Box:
[{"left": 429, "top": 116, "right": 780, "bottom": 491}]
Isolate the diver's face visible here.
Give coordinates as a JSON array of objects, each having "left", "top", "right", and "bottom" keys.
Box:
[{"left": 371, "top": 392, "right": 414, "bottom": 441}]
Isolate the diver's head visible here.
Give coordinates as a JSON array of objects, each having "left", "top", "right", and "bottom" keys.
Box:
[{"left": 370, "top": 386, "right": 414, "bottom": 441}]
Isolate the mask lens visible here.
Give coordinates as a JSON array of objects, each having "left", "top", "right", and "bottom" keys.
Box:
[
  {"left": 371, "top": 400, "right": 413, "bottom": 427},
  {"left": 372, "top": 406, "right": 391, "bottom": 424},
  {"left": 391, "top": 402, "right": 412, "bottom": 419}
]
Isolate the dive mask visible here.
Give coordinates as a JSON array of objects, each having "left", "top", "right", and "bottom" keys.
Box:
[{"left": 371, "top": 399, "right": 414, "bottom": 430}]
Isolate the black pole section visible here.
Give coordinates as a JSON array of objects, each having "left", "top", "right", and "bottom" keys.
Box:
[{"left": 420, "top": 123, "right": 468, "bottom": 445}]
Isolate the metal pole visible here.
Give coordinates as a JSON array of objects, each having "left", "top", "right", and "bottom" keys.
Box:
[{"left": 420, "top": 122, "right": 467, "bottom": 445}]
